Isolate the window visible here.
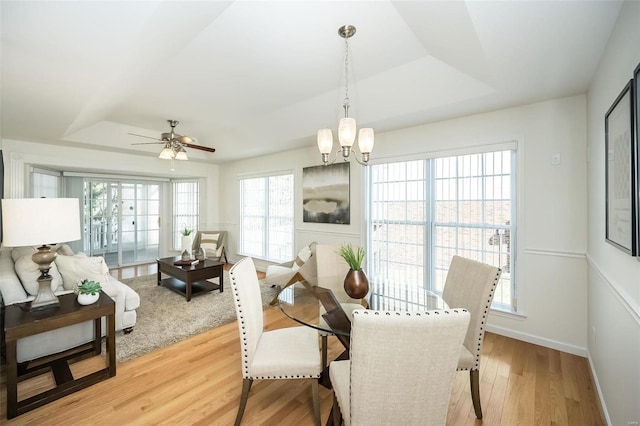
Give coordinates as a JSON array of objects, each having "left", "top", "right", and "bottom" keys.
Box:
[
  {"left": 31, "top": 168, "right": 61, "bottom": 198},
  {"left": 367, "top": 148, "right": 516, "bottom": 312},
  {"left": 172, "top": 181, "right": 199, "bottom": 250},
  {"left": 239, "top": 172, "right": 294, "bottom": 262}
]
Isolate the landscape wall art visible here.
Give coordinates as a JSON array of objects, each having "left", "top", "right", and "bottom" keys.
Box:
[{"left": 302, "top": 162, "right": 350, "bottom": 224}]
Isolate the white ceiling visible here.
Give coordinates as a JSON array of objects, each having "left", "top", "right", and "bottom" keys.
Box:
[{"left": 0, "top": 1, "right": 623, "bottom": 164}]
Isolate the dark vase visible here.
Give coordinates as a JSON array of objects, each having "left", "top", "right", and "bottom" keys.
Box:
[{"left": 344, "top": 269, "right": 369, "bottom": 299}]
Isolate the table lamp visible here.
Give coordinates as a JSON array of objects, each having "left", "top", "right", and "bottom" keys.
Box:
[{"left": 2, "top": 198, "right": 81, "bottom": 310}]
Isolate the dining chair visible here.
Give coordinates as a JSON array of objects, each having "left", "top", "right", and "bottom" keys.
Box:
[
  {"left": 442, "top": 255, "right": 502, "bottom": 419},
  {"left": 314, "top": 244, "right": 365, "bottom": 368},
  {"left": 229, "top": 256, "right": 322, "bottom": 426},
  {"left": 329, "top": 309, "right": 470, "bottom": 425}
]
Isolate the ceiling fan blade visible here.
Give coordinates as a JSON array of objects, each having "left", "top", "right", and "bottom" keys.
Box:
[
  {"left": 131, "top": 142, "right": 165, "bottom": 146},
  {"left": 128, "top": 132, "right": 161, "bottom": 141},
  {"left": 176, "top": 135, "right": 195, "bottom": 144},
  {"left": 182, "top": 142, "right": 216, "bottom": 153}
]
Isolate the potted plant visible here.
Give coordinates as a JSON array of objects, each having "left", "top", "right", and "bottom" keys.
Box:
[
  {"left": 337, "top": 244, "right": 369, "bottom": 299},
  {"left": 76, "top": 279, "right": 102, "bottom": 305},
  {"left": 181, "top": 227, "right": 194, "bottom": 255}
]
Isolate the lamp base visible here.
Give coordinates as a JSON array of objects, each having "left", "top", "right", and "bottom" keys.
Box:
[{"left": 30, "top": 277, "right": 60, "bottom": 311}]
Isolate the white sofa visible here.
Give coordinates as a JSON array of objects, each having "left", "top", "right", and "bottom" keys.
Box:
[{"left": 0, "top": 245, "right": 140, "bottom": 363}]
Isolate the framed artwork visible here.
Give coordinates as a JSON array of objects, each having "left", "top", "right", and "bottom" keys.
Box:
[
  {"left": 302, "top": 162, "right": 350, "bottom": 224},
  {"left": 605, "top": 79, "right": 637, "bottom": 255},
  {"left": 635, "top": 62, "right": 640, "bottom": 257}
]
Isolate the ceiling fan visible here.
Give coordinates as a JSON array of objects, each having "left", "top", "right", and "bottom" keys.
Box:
[{"left": 129, "top": 119, "right": 215, "bottom": 161}]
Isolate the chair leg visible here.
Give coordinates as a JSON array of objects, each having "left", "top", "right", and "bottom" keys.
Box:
[
  {"left": 321, "top": 334, "right": 328, "bottom": 370},
  {"left": 311, "top": 378, "right": 320, "bottom": 426},
  {"left": 470, "top": 369, "right": 482, "bottom": 419},
  {"left": 234, "top": 378, "right": 253, "bottom": 426},
  {"left": 332, "top": 393, "right": 342, "bottom": 425}
]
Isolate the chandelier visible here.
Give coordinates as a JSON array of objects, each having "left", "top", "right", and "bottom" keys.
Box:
[{"left": 317, "top": 25, "right": 374, "bottom": 166}]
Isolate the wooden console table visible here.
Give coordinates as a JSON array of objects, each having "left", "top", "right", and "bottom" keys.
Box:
[{"left": 4, "top": 292, "right": 116, "bottom": 419}]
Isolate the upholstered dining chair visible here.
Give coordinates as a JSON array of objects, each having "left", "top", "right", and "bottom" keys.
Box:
[
  {"left": 442, "top": 255, "right": 502, "bottom": 420},
  {"left": 191, "top": 230, "right": 228, "bottom": 263},
  {"left": 329, "top": 309, "right": 470, "bottom": 425},
  {"left": 314, "top": 244, "right": 365, "bottom": 369},
  {"left": 229, "top": 256, "right": 321, "bottom": 426}
]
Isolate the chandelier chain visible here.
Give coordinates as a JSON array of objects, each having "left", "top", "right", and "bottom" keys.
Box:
[{"left": 343, "top": 34, "right": 350, "bottom": 111}]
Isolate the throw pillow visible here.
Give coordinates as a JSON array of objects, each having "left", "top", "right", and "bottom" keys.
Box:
[
  {"left": 11, "top": 246, "right": 36, "bottom": 263},
  {"left": 291, "top": 245, "right": 312, "bottom": 272},
  {"left": 54, "top": 244, "right": 75, "bottom": 256},
  {"left": 54, "top": 253, "right": 110, "bottom": 290},
  {"left": 200, "top": 233, "right": 220, "bottom": 257},
  {"left": 15, "top": 255, "right": 64, "bottom": 295}
]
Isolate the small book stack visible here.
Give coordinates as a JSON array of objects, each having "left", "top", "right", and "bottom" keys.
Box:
[{"left": 173, "top": 259, "right": 200, "bottom": 266}]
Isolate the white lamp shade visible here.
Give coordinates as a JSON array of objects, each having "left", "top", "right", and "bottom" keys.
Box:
[
  {"left": 159, "top": 147, "right": 175, "bottom": 159},
  {"left": 358, "top": 128, "right": 375, "bottom": 153},
  {"left": 2, "top": 198, "right": 81, "bottom": 247},
  {"left": 338, "top": 117, "right": 356, "bottom": 147},
  {"left": 317, "top": 129, "right": 334, "bottom": 154},
  {"left": 175, "top": 150, "right": 188, "bottom": 160}
]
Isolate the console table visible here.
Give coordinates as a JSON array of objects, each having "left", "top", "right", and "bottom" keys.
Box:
[{"left": 4, "top": 292, "right": 116, "bottom": 419}]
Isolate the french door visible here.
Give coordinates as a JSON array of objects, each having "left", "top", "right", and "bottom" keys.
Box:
[{"left": 84, "top": 180, "right": 160, "bottom": 267}]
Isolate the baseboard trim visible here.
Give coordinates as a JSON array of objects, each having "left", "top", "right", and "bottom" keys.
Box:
[
  {"left": 486, "top": 324, "right": 587, "bottom": 357},
  {"left": 586, "top": 351, "right": 612, "bottom": 426}
]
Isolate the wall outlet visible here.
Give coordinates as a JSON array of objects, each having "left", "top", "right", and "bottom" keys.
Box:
[{"left": 551, "top": 152, "right": 561, "bottom": 165}]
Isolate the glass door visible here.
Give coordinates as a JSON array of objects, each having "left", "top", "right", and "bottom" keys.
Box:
[
  {"left": 84, "top": 180, "right": 160, "bottom": 267},
  {"left": 120, "top": 183, "right": 160, "bottom": 265}
]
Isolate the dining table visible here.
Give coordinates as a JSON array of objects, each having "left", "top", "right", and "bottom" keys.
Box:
[{"left": 276, "top": 277, "right": 449, "bottom": 356}]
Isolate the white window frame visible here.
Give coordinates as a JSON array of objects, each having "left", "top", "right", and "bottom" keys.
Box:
[
  {"left": 365, "top": 142, "right": 518, "bottom": 313},
  {"left": 238, "top": 171, "right": 294, "bottom": 263},
  {"left": 30, "top": 167, "right": 62, "bottom": 198},
  {"left": 172, "top": 180, "right": 199, "bottom": 250}
]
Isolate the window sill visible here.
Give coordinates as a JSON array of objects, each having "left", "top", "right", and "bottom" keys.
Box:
[{"left": 490, "top": 307, "right": 526, "bottom": 320}]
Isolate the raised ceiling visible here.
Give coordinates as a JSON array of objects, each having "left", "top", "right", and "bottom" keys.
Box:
[{"left": 0, "top": 1, "right": 623, "bottom": 163}]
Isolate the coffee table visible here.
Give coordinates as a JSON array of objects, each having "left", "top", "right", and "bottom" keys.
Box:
[{"left": 157, "top": 257, "right": 224, "bottom": 301}]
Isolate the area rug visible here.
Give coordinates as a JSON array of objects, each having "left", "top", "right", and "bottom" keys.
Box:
[{"left": 115, "top": 272, "right": 278, "bottom": 362}]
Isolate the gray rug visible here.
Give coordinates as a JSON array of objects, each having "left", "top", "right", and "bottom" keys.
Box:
[{"left": 115, "top": 272, "right": 278, "bottom": 362}]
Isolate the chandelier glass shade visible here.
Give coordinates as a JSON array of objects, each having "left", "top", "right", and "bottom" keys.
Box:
[{"left": 318, "top": 25, "right": 374, "bottom": 166}]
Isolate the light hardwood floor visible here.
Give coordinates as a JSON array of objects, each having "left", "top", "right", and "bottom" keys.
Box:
[{"left": 0, "top": 262, "right": 605, "bottom": 425}]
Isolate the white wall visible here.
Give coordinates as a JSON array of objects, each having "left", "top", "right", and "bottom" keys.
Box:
[
  {"left": 586, "top": 1, "right": 640, "bottom": 424},
  {"left": 1, "top": 138, "right": 220, "bottom": 258},
  {"left": 217, "top": 146, "right": 363, "bottom": 272},
  {"left": 219, "top": 94, "right": 589, "bottom": 354}
]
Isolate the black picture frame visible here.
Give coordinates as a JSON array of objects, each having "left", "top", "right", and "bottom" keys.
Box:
[
  {"left": 634, "top": 62, "right": 640, "bottom": 257},
  {"left": 605, "top": 79, "right": 637, "bottom": 255}
]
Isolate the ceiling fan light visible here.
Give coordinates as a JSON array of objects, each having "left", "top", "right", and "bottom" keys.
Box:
[
  {"left": 175, "top": 150, "right": 188, "bottom": 160},
  {"left": 338, "top": 117, "right": 356, "bottom": 147},
  {"left": 159, "top": 147, "right": 175, "bottom": 159}
]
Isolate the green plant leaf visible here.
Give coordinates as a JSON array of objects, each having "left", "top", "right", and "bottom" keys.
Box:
[
  {"left": 78, "top": 279, "right": 102, "bottom": 295},
  {"left": 337, "top": 243, "right": 365, "bottom": 270}
]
